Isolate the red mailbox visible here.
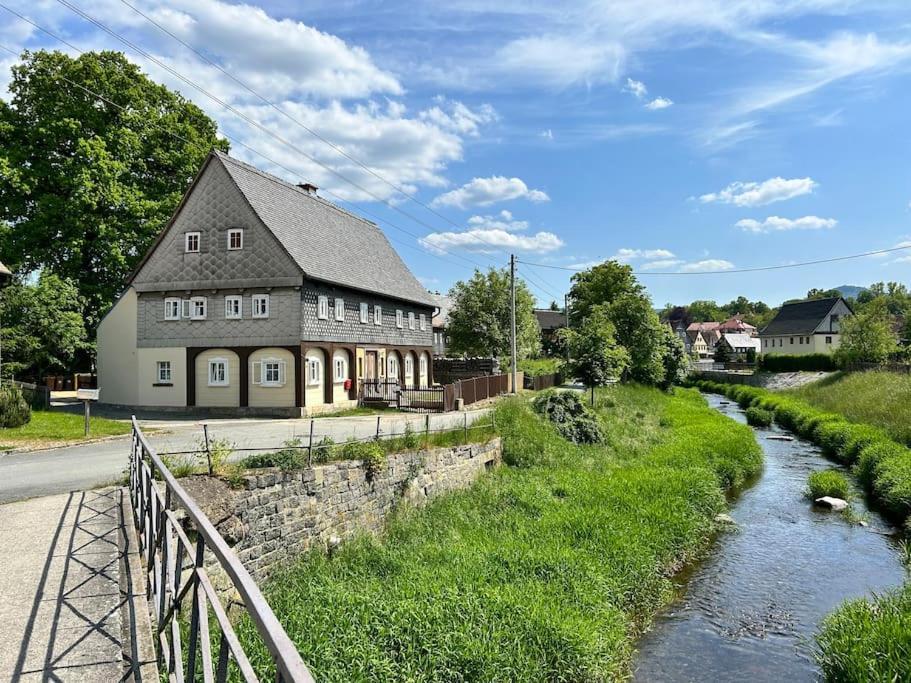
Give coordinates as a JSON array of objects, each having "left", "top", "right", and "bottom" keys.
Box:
[{"left": 344, "top": 378, "right": 353, "bottom": 391}]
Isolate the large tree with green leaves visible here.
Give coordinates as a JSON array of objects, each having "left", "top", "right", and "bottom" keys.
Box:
[
  {"left": 835, "top": 298, "right": 899, "bottom": 365},
  {"left": 446, "top": 267, "right": 541, "bottom": 360},
  {"left": 1, "top": 272, "right": 87, "bottom": 380},
  {"left": 568, "top": 261, "right": 643, "bottom": 327},
  {"left": 560, "top": 305, "right": 629, "bottom": 389},
  {"left": 0, "top": 50, "right": 228, "bottom": 331}
]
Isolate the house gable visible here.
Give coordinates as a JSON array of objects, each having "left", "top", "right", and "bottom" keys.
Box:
[
  {"left": 130, "top": 155, "right": 302, "bottom": 292},
  {"left": 812, "top": 298, "right": 853, "bottom": 334}
]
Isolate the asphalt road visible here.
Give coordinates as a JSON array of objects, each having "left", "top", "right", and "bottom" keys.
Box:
[{"left": 0, "top": 409, "right": 490, "bottom": 504}]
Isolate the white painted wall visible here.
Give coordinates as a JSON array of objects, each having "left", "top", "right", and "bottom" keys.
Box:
[
  {"left": 97, "top": 288, "right": 138, "bottom": 406},
  {"left": 195, "top": 349, "right": 240, "bottom": 407},
  {"left": 249, "top": 347, "right": 295, "bottom": 408},
  {"left": 137, "top": 348, "right": 186, "bottom": 406}
]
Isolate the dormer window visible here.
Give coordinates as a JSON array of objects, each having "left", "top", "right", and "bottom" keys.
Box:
[
  {"left": 185, "top": 232, "right": 200, "bottom": 253},
  {"left": 227, "top": 228, "right": 243, "bottom": 250}
]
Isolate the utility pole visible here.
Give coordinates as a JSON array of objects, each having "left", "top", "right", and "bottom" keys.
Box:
[
  {"left": 564, "top": 293, "right": 571, "bottom": 364},
  {"left": 510, "top": 254, "right": 517, "bottom": 394}
]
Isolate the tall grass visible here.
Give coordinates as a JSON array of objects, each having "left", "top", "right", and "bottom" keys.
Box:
[
  {"left": 236, "top": 386, "right": 761, "bottom": 681},
  {"left": 788, "top": 371, "right": 911, "bottom": 446}
]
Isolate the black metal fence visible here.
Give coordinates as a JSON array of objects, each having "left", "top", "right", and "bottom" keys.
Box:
[{"left": 129, "top": 418, "right": 315, "bottom": 682}]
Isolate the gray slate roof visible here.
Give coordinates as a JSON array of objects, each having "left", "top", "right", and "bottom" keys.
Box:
[
  {"left": 216, "top": 151, "right": 434, "bottom": 307},
  {"left": 534, "top": 309, "right": 567, "bottom": 331},
  {"left": 760, "top": 297, "right": 844, "bottom": 335}
]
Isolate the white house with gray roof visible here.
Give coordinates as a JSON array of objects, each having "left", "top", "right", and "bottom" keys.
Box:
[{"left": 96, "top": 151, "right": 435, "bottom": 415}]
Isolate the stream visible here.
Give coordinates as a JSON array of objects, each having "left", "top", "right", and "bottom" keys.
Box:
[{"left": 634, "top": 394, "right": 907, "bottom": 682}]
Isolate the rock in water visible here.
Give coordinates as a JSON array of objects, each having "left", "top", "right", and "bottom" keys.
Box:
[
  {"left": 715, "top": 513, "right": 736, "bottom": 525},
  {"left": 814, "top": 496, "right": 848, "bottom": 511}
]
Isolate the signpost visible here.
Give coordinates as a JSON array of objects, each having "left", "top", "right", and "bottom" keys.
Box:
[{"left": 76, "top": 388, "right": 99, "bottom": 436}]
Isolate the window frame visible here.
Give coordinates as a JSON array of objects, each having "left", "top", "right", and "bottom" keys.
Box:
[
  {"left": 334, "top": 297, "right": 345, "bottom": 322},
  {"left": 227, "top": 228, "right": 244, "bottom": 251},
  {"left": 388, "top": 355, "right": 398, "bottom": 379},
  {"left": 317, "top": 295, "right": 329, "bottom": 320},
  {"left": 334, "top": 356, "right": 347, "bottom": 383},
  {"left": 207, "top": 358, "right": 229, "bottom": 386},
  {"left": 164, "top": 298, "right": 181, "bottom": 321},
  {"left": 374, "top": 304, "right": 382, "bottom": 326},
  {"left": 408, "top": 311, "right": 415, "bottom": 330},
  {"left": 185, "top": 231, "right": 200, "bottom": 253},
  {"left": 307, "top": 357, "right": 321, "bottom": 386},
  {"left": 359, "top": 302, "right": 369, "bottom": 324},
  {"left": 224, "top": 295, "right": 242, "bottom": 320},
  {"left": 190, "top": 296, "right": 207, "bottom": 320},
  {"left": 419, "top": 355, "right": 427, "bottom": 377},
  {"left": 156, "top": 360, "right": 172, "bottom": 384},
  {"left": 396, "top": 309, "right": 404, "bottom": 328},
  {"left": 420, "top": 313, "right": 426, "bottom": 331},
  {"left": 252, "top": 294, "right": 270, "bottom": 319}
]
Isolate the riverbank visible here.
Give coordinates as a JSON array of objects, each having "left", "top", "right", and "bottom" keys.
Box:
[
  {"left": 692, "top": 379, "right": 911, "bottom": 681},
  {"left": 237, "top": 386, "right": 762, "bottom": 681}
]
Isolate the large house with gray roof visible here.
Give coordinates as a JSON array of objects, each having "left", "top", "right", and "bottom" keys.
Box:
[
  {"left": 759, "top": 296, "right": 852, "bottom": 356},
  {"left": 97, "top": 151, "right": 435, "bottom": 414}
]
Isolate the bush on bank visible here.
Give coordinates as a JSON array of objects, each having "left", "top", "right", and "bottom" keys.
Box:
[
  {"left": 758, "top": 353, "right": 839, "bottom": 372},
  {"left": 807, "top": 470, "right": 850, "bottom": 501},
  {"left": 745, "top": 406, "right": 773, "bottom": 428},
  {"left": 237, "top": 387, "right": 761, "bottom": 681}
]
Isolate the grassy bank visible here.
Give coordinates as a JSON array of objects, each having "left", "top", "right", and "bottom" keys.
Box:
[
  {"left": 692, "top": 378, "right": 911, "bottom": 681},
  {"left": 786, "top": 371, "right": 911, "bottom": 446},
  {"left": 0, "top": 410, "right": 131, "bottom": 449},
  {"left": 238, "top": 386, "right": 761, "bottom": 681}
]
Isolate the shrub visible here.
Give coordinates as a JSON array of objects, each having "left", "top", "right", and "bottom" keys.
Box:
[
  {"left": 807, "top": 469, "right": 850, "bottom": 500},
  {"left": 0, "top": 384, "right": 31, "bottom": 427},
  {"left": 854, "top": 441, "right": 906, "bottom": 490},
  {"left": 759, "top": 353, "right": 838, "bottom": 372},
  {"left": 340, "top": 440, "right": 385, "bottom": 480},
  {"left": 816, "top": 584, "right": 911, "bottom": 682},
  {"left": 493, "top": 397, "right": 570, "bottom": 468},
  {"left": 161, "top": 453, "right": 197, "bottom": 478},
  {"left": 242, "top": 438, "right": 307, "bottom": 470},
  {"left": 532, "top": 390, "right": 604, "bottom": 444},
  {"left": 745, "top": 406, "right": 773, "bottom": 427},
  {"left": 871, "top": 448, "right": 911, "bottom": 520},
  {"left": 312, "top": 436, "right": 337, "bottom": 464}
]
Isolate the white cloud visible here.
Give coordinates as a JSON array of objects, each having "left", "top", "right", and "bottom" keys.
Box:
[
  {"left": 640, "top": 259, "right": 684, "bottom": 270},
  {"left": 612, "top": 248, "right": 676, "bottom": 262},
  {"left": 699, "top": 177, "right": 817, "bottom": 207},
  {"left": 624, "top": 77, "right": 647, "bottom": 99},
  {"left": 467, "top": 210, "right": 528, "bottom": 232},
  {"left": 539, "top": 128, "right": 554, "bottom": 140},
  {"left": 419, "top": 97, "right": 498, "bottom": 136},
  {"left": 736, "top": 215, "right": 837, "bottom": 233},
  {"left": 432, "top": 176, "right": 550, "bottom": 209},
  {"left": 645, "top": 96, "right": 673, "bottom": 110},
  {"left": 492, "top": 35, "right": 625, "bottom": 88},
  {"left": 419, "top": 228, "right": 563, "bottom": 255},
  {"left": 679, "top": 259, "right": 736, "bottom": 272}
]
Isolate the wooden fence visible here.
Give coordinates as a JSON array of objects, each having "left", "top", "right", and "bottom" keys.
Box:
[
  {"left": 360, "top": 374, "right": 510, "bottom": 413},
  {"left": 6, "top": 379, "right": 51, "bottom": 408},
  {"left": 523, "top": 372, "right": 562, "bottom": 391}
]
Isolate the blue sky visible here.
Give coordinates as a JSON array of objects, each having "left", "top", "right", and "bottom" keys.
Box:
[{"left": 2, "top": 1, "right": 911, "bottom": 308}]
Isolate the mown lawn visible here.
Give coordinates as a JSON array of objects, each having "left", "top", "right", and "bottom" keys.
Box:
[
  {"left": 0, "top": 410, "right": 131, "bottom": 448},
  {"left": 237, "top": 385, "right": 761, "bottom": 681},
  {"left": 786, "top": 371, "right": 911, "bottom": 446}
]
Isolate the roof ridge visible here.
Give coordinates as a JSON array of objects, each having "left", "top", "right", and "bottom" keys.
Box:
[{"left": 213, "top": 150, "right": 379, "bottom": 230}]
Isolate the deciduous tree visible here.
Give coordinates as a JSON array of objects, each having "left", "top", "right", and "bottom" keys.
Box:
[
  {"left": 560, "top": 305, "right": 629, "bottom": 390},
  {"left": 835, "top": 298, "right": 898, "bottom": 365},
  {"left": 0, "top": 50, "right": 228, "bottom": 332}
]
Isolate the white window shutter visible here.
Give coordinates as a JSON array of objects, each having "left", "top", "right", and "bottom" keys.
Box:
[
  {"left": 181, "top": 299, "right": 190, "bottom": 318},
  {"left": 278, "top": 360, "right": 287, "bottom": 386},
  {"left": 252, "top": 361, "right": 262, "bottom": 385}
]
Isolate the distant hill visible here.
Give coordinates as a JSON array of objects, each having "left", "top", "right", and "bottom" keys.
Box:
[{"left": 834, "top": 285, "right": 867, "bottom": 299}]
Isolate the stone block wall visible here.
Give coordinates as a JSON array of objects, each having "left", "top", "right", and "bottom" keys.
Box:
[{"left": 204, "top": 439, "right": 500, "bottom": 583}]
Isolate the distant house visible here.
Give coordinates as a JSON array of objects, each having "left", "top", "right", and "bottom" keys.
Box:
[
  {"left": 687, "top": 322, "right": 721, "bottom": 358},
  {"left": 534, "top": 309, "right": 567, "bottom": 354},
  {"left": 759, "top": 296, "right": 853, "bottom": 355},
  {"left": 717, "top": 333, "right": 761, "bottom": 361},
  {"left": 718, "top": 314, "right": 757, "bottom": 335},
  {"left": 96, "top": 151, "right": 434, "bottom": 415},
  {"left": 431, "top": 294, "right": 451, "bottom": 357}
]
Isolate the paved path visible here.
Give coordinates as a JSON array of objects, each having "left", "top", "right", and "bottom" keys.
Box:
[
  {"left": 0, "top": 409, "right": 490, "bottom": 504},
  {"left": 0, "top": 488, "right": 156, "bottom": 681}
]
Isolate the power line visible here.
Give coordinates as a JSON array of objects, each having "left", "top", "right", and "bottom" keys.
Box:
[
  {"left": 517, "top": 262, "right": 565, "bottom": 300},
  {"left": 518, "top": 244, "right": 911, "bottom": 275},
  {"left": 50, "top": 0, "right": 509, "bottom": 264},
  {"left": 0, "top": 21, "right": 489, "bottom": 274},
  {"left": 516, "top": 266, "right": 563, "bottom": 302}
]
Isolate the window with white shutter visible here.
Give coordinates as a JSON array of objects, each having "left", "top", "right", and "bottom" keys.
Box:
[
  {"left": 420, "top": 314, "right": 426, "bottom": 331},
  {"left": 164, "top": 298, "right": 180, "bottom": 320},
  {"left": 181, "top": 299, "right": 191, "bottom": 319},
  {"left": 317, "top": 296, "right": 329, "bottom": 319},
  {"left": 374, "top": 305, "right": 382, "bottom": 325},
  {"left": 224, "top": 295, "right": 242, "bottom": 319},
  {"left": 252, "top": 294, "right": 270, "bottom": 318},
  {"left": 396, "top": 310, "right": 403, "bottom": 328},
  {"left": 359, "top": 302, "right": 369, "bottom": 324},
  {"left": 408, "top": 312, "right": 415, "bottom": 330},
  {"left": 335, "top": 298, "right": 345, "bottom": 321},
  {"left": 307, "top": 357, "right": 321, "bottom": 386},
  {"left": 190, "top": 297, "right": 207, "bottom": 320}
]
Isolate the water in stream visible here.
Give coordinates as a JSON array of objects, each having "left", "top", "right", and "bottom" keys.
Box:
[{"left": 634, "top": 394, "right": 906, "bottom": 682}]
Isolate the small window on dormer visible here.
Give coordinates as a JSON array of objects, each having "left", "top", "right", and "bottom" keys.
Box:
[
  {"left": 185, "top": 232, "right": 200, "bottom": 253},
  {"left": 227, "top": 228, "right": 243, "bottom": 250}
]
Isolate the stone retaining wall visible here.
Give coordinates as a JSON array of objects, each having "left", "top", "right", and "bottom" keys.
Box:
[{"left": 187, "top": 438, "right": 501, "bottom": 584}]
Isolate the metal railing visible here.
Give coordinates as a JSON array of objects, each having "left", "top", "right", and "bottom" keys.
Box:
[{"left": 129, "top": 417, "right": 315, "bottom": 682}]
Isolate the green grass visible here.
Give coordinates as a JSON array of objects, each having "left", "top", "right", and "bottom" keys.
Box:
[
  {"left": 787, "top": 371, "right": 911, "bottom": 446},
  {"left": 816, "top": 584, "right": 911, "bottom": 682},
  {"left": 807, "top": 470, "right": 851, "bottom": 501},
  {"left": 745, "top": 406, "right": 774, "bottom": 428},
  {"left": 0, "top": 410, "right": 131, "bottom": 446},
  {"left": 237, "top": 385, "right": 762, "bottom": 681},
  {"left": 310, "top": 406, "right": 391, "bottom": 418}
]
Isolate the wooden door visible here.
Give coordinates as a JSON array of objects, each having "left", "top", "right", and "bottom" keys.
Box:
[{"left": 365, "top": 351, "right": 378, "bottom": 380}]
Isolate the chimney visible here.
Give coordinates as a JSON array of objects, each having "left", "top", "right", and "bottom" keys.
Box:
[{"left": 297, "top": 182, "right": 318, "bottom": 196}]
